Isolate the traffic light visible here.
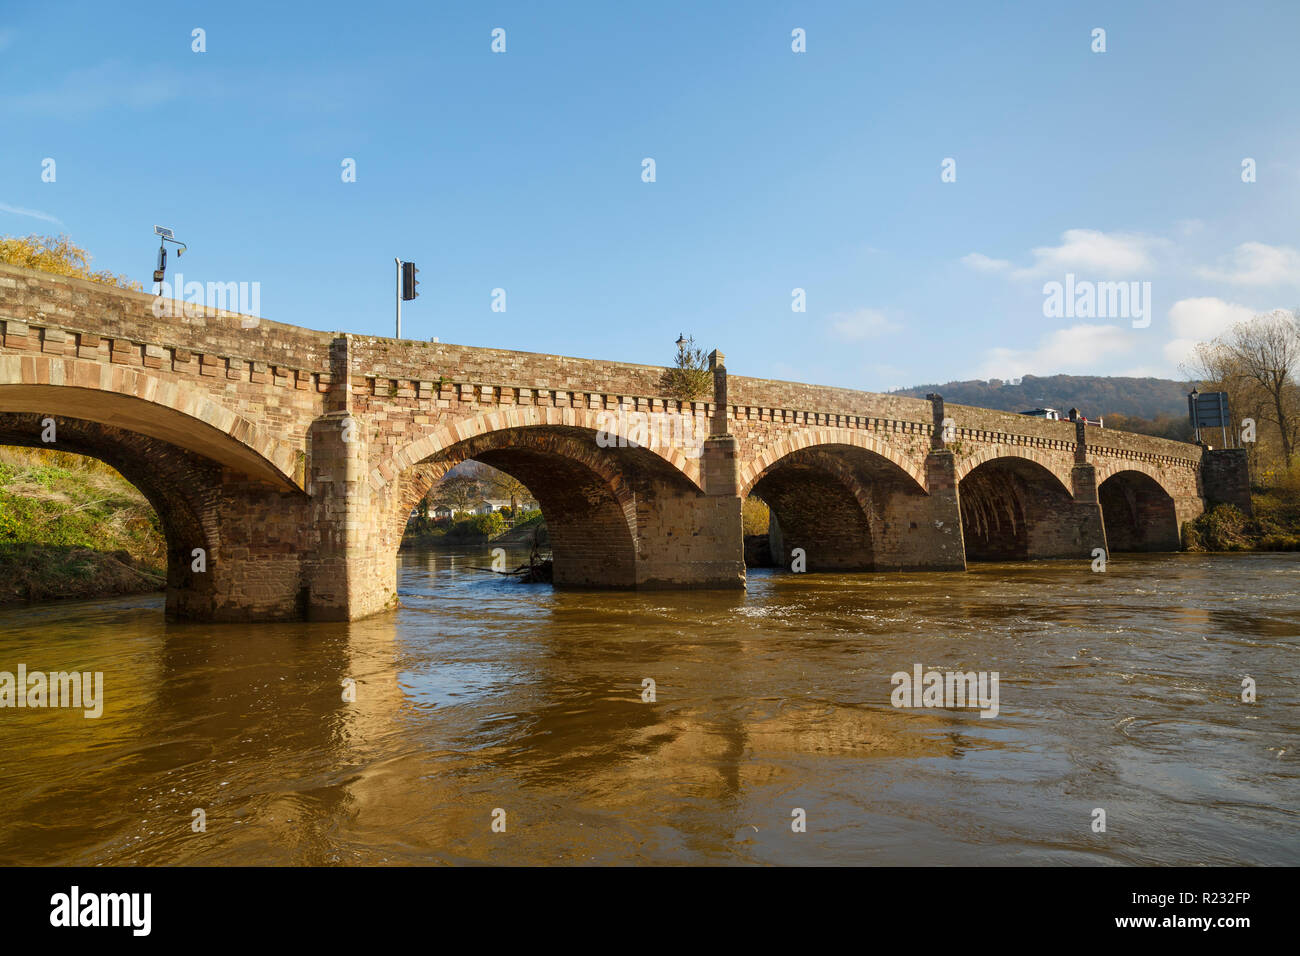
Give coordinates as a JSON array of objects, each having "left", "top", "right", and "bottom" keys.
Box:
[{"left": 401, "top": 261, "right": 419, "bottom": 300}]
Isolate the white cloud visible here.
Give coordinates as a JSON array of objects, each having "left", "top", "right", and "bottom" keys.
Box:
[
  {"left": 828, "top": 308, "right": 899, "bottom": 341},
  {"left": 0, "top": 202, "right": 63, "bottom": 225},
  {"left": 1163, "top": 338, "right": 1202, "bottom": 370},
  {"left": 1010, "top": 228, "right": 1166, "bottom": 279},
  {"left": 1167, "top": 296, "right": 1255, "bottom": 340},
  {"left": 978, "top": 324, "right": 1135, "bottom": 379},
  {"left": 961, "top": 252, "right": 1010, "bottom": 272},
  {"left": 1115, "top": 364, "right": 1175, "bottom": 378},
  {"left": 1195, "top": 242, "right": 1300, "bottom": 286},
  {"left": 1162, "top": 297, "right": 1266, "bottom": 370}
]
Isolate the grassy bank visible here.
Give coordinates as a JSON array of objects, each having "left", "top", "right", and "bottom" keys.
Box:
[
  {"left": 0, "top": 447, "right": 166, "bottom": 605},
  {"left": 1183, "top": 485, "right": 1300, "bottom": 552}
]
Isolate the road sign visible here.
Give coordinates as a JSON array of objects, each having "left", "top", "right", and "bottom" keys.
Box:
[
  {"left": 1189, "top": 391, "right": 1230, "bottom": 429},
  {"left": 1189, "top": 391, "right": 1231, "bottom": 446}
]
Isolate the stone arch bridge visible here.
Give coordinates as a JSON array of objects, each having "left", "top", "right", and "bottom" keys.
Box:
[{"left": 0, "top": 265, "right": 1251, "bottom": 621}]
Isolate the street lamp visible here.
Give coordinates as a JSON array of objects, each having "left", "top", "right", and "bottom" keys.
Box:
[
  {"left": 151, "top": 225, "right": 186, "bottom": 289},
  {"left": 1189, "top": 387, "right": 1201, "bottom": 444},
  {"left": 676, "top": 332, "right": 687, "bottom": 353}
]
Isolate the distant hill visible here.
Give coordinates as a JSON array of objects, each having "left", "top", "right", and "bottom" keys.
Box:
[{"left": 892, "top": 374, "right": 1192, "bottom": 420}]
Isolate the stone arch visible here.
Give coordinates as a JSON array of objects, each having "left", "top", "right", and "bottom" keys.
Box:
[
  {"left": 958, "top": 456, "right": 1078, "bottom": 560},
  {"left": 955, "top": 446, "right": 1074, "bottom": 492},
  {"left": 1093, "top": 458, "right": 1185, "bottom": 501},
  {"left": 0, "top": 412, "right": 221, "bottom": 616},
  {"left": 1098, "top": 468, "right": 1180, "bottom": 552},
  {"left": 740, "top": 438, "right": 930, "bottom": 572},
  {"left": 370, "top": 406, "right": 704, "bottom": 493},
  {"left": 379, "top": 416, "right": 708, "bottom": 589},
  {"left": 0, "top": 358, "right": 302, "bottom": 490},
  {"left": 738, "top": 427, "right": 926, "bottom": 497}
]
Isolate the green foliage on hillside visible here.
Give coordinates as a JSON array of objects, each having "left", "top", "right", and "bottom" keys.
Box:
[{"left": 894, "top": 374, "right": 1192, "bottom": 421}]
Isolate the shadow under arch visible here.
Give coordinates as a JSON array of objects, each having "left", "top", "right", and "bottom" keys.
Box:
[
  {"left": 1098, "top": 469, "right": 1180, "bottom": 551},
  {"left": 0, "top": 412, "right": 221, "bottom": 616},
  {"left": 958, "top": 456, "right": 1076, "bottom": 560},
  {"left": 742, "top": 442, "right": 930, "bottom": 571}
]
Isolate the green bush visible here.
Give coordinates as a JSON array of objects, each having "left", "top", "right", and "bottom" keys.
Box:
[
  {"left": 1184, "top": 496, "right": 1300, "bottom": 553},
  {"left": 444, "top": 511, "right": 507, "bottom": 541},
  {"left": 1184, "top": 505, "right": 1250, "bottom": 552}
]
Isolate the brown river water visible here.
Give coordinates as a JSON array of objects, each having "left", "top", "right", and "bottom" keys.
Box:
[{"left": 0, "top": 548, "right": 1296, "bottom": 866}]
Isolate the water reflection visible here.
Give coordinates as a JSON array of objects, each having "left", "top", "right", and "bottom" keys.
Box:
[{"left": 0, "top": 548, "right": 1295, "bottom": 865}]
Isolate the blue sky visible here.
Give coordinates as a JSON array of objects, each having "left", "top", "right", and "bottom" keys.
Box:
[{"left": 2, "top": 0, "right": 1297, "bottom": 391}]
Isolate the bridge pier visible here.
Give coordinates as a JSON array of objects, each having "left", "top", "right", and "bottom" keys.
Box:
[
  {"left": 1200, "top": 448, "right": 1253, "bottom": 517},
  {"left": 625, "top": 415, "right": 745, "bottom": 589},
  {"left": 178, "top": 477, "right": 311, "bottom": 621},
  {"left": 306, "top": 411, "right": 397, "bottom": 621},
  {"left": 1068, "top": 463, "right": 1109, "bottom": 558},
  {"left": 872, "top": 449, "right": 966, "bottom": 571}
]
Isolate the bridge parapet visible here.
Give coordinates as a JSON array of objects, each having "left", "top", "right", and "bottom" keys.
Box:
[{"left": 0, "top": 263, "right": 333, "bottom": 370}]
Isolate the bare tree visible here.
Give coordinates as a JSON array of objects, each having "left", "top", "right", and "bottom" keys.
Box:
[
  {"left": 433, "top": 472, "right": 484, "bottom": 513},
  {"left": 1230, "top": 310, "right": 1300, "bottom": 465},
  {"left": 487, "top": 470, "right": 531, "bottom": 513},
  {"left": 1188, "top": 309, "right": 1300, "bottom": 472}
]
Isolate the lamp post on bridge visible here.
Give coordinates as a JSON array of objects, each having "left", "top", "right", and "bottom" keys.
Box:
[{"left": 151, "top": 225, "right": 187, "bottom": 293}]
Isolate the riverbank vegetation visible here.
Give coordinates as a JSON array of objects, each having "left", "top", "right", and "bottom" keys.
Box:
[
  {"left": 1179, "top": 309, "right": 1300, "bottom": 552},
  {"left": 404, "top": 508, "right": 545, "bottom": 545},
  {"left": 1184, "top": 470, "right": 1300, "bottom": 552},
  {"left": 402, "top": 461, "right": 545, "bottom": 546},
  {"left": 0, "top": 447, "right": 166, "bottom": 605}
]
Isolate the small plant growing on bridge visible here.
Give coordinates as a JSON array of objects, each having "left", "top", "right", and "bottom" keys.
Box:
[{"left": 662, "top": 334, "right": 712, "bottom": 402}]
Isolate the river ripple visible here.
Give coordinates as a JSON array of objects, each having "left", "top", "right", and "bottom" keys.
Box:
[{"left": 0, "top": 549, "right": 1295, "bottom": 865}]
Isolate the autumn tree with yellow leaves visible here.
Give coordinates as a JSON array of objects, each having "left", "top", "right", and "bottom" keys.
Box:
[{"left": 0, "top": 234, "right": 140, "bottom": 291}]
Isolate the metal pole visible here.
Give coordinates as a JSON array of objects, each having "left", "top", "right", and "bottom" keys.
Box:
[{"left": 394, "top": 257, "right": 402, "bottom": 339}]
